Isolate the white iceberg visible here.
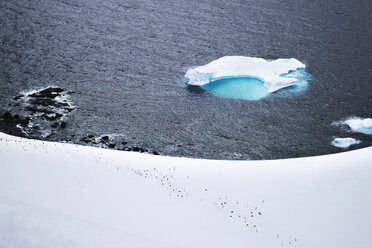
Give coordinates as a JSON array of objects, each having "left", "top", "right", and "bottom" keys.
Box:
[
  {"left": 185, "top": 56, "right": 307, "bottom": 93},
  {"left": 331, "top": 137, "right": 361, "bottom": 149},
  {"left": 343, "top": 117, "right": 372, "bottom": 135}
]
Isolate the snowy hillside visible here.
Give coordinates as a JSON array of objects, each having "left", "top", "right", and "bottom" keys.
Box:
[{"left": 0, "top": 132, "right": 371, "bottom": 248}]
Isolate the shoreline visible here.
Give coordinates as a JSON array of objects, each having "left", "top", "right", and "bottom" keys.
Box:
[{"left": 1, "top": 109, "right": 368, "bottom": 161}]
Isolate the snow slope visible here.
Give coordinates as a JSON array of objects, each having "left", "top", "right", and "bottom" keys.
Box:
[{"left": 0, "top": 132, "right": 371, "bottom": 248}]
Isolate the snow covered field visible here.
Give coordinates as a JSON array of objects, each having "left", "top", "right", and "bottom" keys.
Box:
[{"left": 0, "top": 132, "right": 371, "bottom": 248}]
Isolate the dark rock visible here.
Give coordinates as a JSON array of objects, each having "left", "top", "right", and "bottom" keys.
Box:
[
  {"left": 51, "top": 122, "right": 59, "bottom": 128},
  {"left": 88, "top": 134, "right": 95, "bottom": 138},
  {"left": 12, "top": 114, "right": 30, "bottom": 126},
  {"left": 29, "top": 87, "right": 64, "bottom": 99},
  {"left": 13, "top": 95, "right": 23, "bottom": 101},
  {"left": 108, "top": 143, "right": 116, "bottom": 148},
  {"left": 1, "top": 87, "right": 74, "bottom": 140},
  {"left": 30, "top": 98, "right": 56, "bottom": 107},
  {"left": 2, "top": 111, "right": 12, "bottom": 119},
  {"left": 121, "top": 141, "right": 128, "bottom": 146},
  {"left": 153, "top": 151, "right": 160, "bottom": 155},
  {"left": 80, "top": 137, "right": 91, "bottom": 143},
  {"left": 132, "top": 146, "right": 146, "bottom": 153},
  {"left": 30, "top": 98, "right": 70, "bottom": 109},
  {"left": 41, "top": 113, "right": 63, "bottom": 121},
  {"left": 60, "top": 121, "right": 67, "bottom": 128},
  {"left": 0, "top": 111, "right": 27, "bottom": 137},
  {"left": 100, "top": 136, "right": 109, "bottom": 143},
  {"left": 25, "top": 106, "right": 54, "bottom": 114},
  {"left": 132, "top": 147, "right": 140, "bottom": 152}
]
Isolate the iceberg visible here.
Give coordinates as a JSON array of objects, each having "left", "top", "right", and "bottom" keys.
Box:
[
  {"left": 343, "top": 117, "right": 372, "bottom": 135},
  {"left": 185, "top": 56, "right": 308, "bottom": 99},
  {"left": 331, "top": 137, "right": 361, "bottom": 149}
]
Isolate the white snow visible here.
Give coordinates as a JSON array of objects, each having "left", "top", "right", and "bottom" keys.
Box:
[
  {"left": 343, "top": 117, "right": 372, "bottom": 135},
  {"left": 1, "top": 132, "right": 372, "bottom": 248},
  {"left": 331, "top": 137, "right": 361, "bottom": 149},
  {"left": 185, "top": 56, "right": 306, "bottom": 93}
]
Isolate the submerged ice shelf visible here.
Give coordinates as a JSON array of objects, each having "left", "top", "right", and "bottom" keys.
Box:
[
  {"left": 201, "top": 77, "right": 269, "bottom": 100},
  {"left": 185, "top": 56, "right": 309, "bottom": 100}
]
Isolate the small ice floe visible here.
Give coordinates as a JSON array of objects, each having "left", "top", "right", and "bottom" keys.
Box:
[
  {"left": 342, "top": 117, "right": 372, "bottom": 135},
  {"left": 185, "top": 56, "right": 310, "bottom": 100},
  {"left": 331, "top": 137, "right": 361, "bottom": 149}
]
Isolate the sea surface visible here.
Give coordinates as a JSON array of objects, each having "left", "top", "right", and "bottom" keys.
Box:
[{"left": 1, "top": 0, "right": 372, "bottom": 160}]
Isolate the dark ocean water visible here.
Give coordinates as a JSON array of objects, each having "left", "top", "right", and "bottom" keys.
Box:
[{"left": 1, "top": 0, "right": 372, "bottom": 160}]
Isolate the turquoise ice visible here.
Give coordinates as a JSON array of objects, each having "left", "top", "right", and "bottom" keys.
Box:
[
  {"left": 199, "top": 69, "right": 310, "bottom": 101},
  {"left": 186, "top": 56, "right": 310, "bottom": 100},
  {"left": 201, "top": 77, "right": 269, "bottom": 101}
]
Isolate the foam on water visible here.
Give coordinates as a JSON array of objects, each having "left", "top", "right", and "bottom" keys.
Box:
[
  {"left": 331, "top": 137, "right": 361, "bottom": 149},
  {"left": 185, "top": 56, "right": 309, "bottom": 100}
]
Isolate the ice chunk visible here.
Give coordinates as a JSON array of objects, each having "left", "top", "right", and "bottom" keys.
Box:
[
  {"left": 185, "top": 56, "right": 307, "bottom": 93},
  {"left": 331, "top": 137, "right": 361, "bottom": 149},
  {"left": 343, "top": 117, "right": 372, "bottom": 135}
]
